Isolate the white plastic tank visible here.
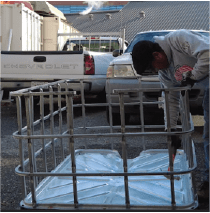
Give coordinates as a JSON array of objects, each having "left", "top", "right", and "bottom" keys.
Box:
[{"left": 0, "top": 3, "right": 43, "bottom": 51}]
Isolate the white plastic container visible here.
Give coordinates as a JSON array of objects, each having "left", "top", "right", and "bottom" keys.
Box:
[
  {"left": 0, "top": 3, "right": 43, "bottom": 51},
  {"left": 43, "top": 16, "right": 79, "bottom": 51}
]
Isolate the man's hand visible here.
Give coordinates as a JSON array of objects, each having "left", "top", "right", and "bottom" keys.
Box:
[
  {"left": 171, "top": 135, "right": 181, "bottom": 151},
  {"left": 166, "top": 129, "right": 182, "bottom": 172},
  {"left": 181, "top": 77, "right": 196, "bottom": 87},
  {"left": 181, "top": 70, "right": 197, "bottom": 87}
]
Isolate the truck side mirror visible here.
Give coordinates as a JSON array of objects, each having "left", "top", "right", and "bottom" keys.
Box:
[{"left": 113, "top": 49, "right": 123, "bottom": 57}]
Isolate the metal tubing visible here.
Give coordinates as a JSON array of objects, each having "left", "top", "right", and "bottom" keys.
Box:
[
  {"left": 29, "top": 93, "right": 38, "bottom": 187},
  {"left": 191, "top": 142, "right": 198, "bottom": 201},
  {"left": 10, "top": 78, "right": 189, "bottom": 96},
  {"left": 25, "top": 96, "right": 36, "bottom": 207},
  {"left": 179, "top": 94, "right": 186, "bottom": 155},
  {"left": 40, "top": 88, "right": 47, "bottom": 172},
  {"left": 13, "top": 124, "right": 165, "bottom": 137},
  {"left": 16, "top": 96, "right": 27, "bottom": 199},
  {"left": 18, "top": 201, "right": 197, "bottom": 211},
  {"left": 58, "top": 32, "right": 123, "bottom": 37},
  {"left": 17, "top": 91, "right": 75, "bottom": 96},
  {"left": 107, "top": 78, "right": 114, "bottom": 149},
  {"left": 80, "top": 79, "right": 87, "bottom": 149},
  {"left": 66, "top": 92, "right": 78, "bottom": 208},
  {"left": 137, "top": 77, "right": 145, "bottom": 150},
  {"left": 58, "top": 84, "right": 65, "bottom": 161},
  {"left": 73, "top": 101, "right": 163, "bottom": 108},
  {"left": 16, "top": 165, "right": 197, "bottom": 177},
  {"left": 183, "top": 90, "right": 194, "bottom": 168},
  {"left": 9, "top": 78, "right": 86, "bottom": 96},
  {"left": 113, "top": 85, "right": 191, "bottom": 93},
  {"left": 13, "top": 130, "right": 192, "bottom": 140},
  {"left": 181, "top": 90, "right": 191, "bottom": 167},
  {"left": 180, "top": 92, "right": 188, "bottom": 164},
  {"left": 119, "top": 92, "right": 130, "bottom": 208},
  {"left": 49, "top": 86, "right": 56, "bottom": 168},
  {"left": 164, "top": 91, "right": 176, "bottom": 207}
]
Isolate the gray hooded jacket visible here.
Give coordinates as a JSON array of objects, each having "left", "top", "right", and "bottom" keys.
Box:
[{"left": 154, "top": 29, "right": 209, "bottom": 129}]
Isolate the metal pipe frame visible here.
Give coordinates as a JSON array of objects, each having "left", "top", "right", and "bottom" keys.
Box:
[
  {"left": 25, "top": 95, "right": 36, "bottom": 208},
  {"left": 39, "top": 88, "right": 48, "bottom": 172},
  {"left": 19, "top": 201, "right": 197, "bottom": 211},
  {"left": 16, "top": 96, "right": 27, "bottom": 199},
  {"left": 164, "top": 90, "right": 176, "bottom": 207},
  {"left": 137, "top": 76, "right": 146, "bottom": 150},
  {"left": 119, "top": 92, "right": 130, "bottom": 208},
  {"left": 66, "top": 92, "right": 78, "bottom": 208},
  {"left": 58, "top": 84, "right": 65, "bottom": 162},
  {"left": 49, "top": 86, "right": 56, "bottom": 168},
  {"left": 13, "top": 130, "right": 193, "bottom": 140},
  {"left": 11, "top": 78, "right": 196, "bottom": 210}
]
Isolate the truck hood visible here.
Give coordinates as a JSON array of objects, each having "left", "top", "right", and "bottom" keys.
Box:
[
  {"left": 109, "top": 53, "right": 133, "bottom": 65},
  {"left": 109, "top": 52, "right": 160, "bottom": 81}
]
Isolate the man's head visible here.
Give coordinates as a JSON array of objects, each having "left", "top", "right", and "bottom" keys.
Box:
[{"left": 131, "top": 40, "right": 169, "bottom": 75}]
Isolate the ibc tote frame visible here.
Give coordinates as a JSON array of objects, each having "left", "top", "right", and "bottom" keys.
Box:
[{"left": 11, "top": 76, "right": 198, "bottom": 210}]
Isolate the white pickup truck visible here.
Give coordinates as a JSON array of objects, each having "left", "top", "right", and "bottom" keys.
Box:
[{"left": 1, "top": 35, "right": 128, "bottom": 102}]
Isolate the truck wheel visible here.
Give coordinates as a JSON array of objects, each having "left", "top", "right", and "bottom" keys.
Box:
[{"left": 106, "top": 107, "right": 130, "bottom": 125}]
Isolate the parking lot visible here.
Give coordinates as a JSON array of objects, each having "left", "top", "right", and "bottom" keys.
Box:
[{"left": 1, "top": 100, "right": 209, "bottom": 211}]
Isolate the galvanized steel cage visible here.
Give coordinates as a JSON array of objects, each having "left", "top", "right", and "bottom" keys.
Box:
[{"left": 11, "top": 77, "right": 198, "bottom": 210}]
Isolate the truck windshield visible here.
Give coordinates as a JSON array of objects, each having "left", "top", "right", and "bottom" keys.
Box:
[
  {"left": 125, "top": 31, "right": 209, "bottom": 53},
  {"left": 63, "top": 39, "right": 120, "bottom": 52}
]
